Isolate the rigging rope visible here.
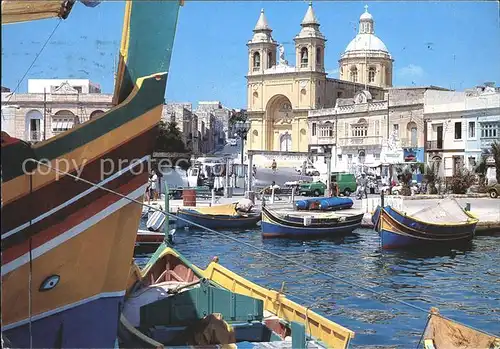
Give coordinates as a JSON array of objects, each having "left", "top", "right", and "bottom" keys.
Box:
[
  {"left": 6, "top": 20, "right": 62, "bottom": 102},
  {"left": 26, "top": 158, "right": 500, "bottom": 338}
]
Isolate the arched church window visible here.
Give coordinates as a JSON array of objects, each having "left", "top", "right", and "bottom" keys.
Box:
[
  {"left": 368, "top": 67, "right": 376, "bottom": 83},
  {"left": 253, "top": 52, "right": 260, "bottom": 71},
  {"left": 301, "top": 47, "right": 308, "bottom": 68},
  {"left": 350, "top": 66, "right": 358, "bottom": 82},
  {"left": 268, "top": 52, "right": 272, "bottom": 68},
  {"left": 316, "top": 47, "right": 321, "bottom": 64}
]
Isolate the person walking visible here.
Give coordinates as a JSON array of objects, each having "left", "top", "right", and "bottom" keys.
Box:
[
  {"left": 271, "top": 159, "right": 277, "bottom": 174},
  {"left": 148, "top": 171, "right": 158, "bottom": 202}
]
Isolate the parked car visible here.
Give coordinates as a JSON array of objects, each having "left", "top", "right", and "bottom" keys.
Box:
[
  {"left": 487, "top": 183, "right": 500, "bottom": 198},
  {"left": 295, "top": 164, "right": 320, "bottom": 176},
  {"left": 330, "top": 173, "right": 357, "bottom": 197},
  {"left": 299, "top": 181, "right": 326, "bottom": 196},
  {"left": 227, "top": 138, "right": 237, "bottom": 146}
]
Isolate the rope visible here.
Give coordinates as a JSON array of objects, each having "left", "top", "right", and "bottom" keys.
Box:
[
  {"left": 6, "top": 20, "right": 62, "bottom": 102},
  {"left": 415, "top": 314, "right": 431, "bottom": 349},
  {"left": 28, "top": 173, "right": 34, "bottom": 349},
  {"left": 26, "top": 158, "right": 500, "bottom": 338}
]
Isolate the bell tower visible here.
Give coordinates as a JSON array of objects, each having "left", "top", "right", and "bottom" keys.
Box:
[
  {"left": 294, "top": 2, "right": 325, "bottom": 73},
  {"left": 247, "top": 9, "right": 277, "bottom": 76}
]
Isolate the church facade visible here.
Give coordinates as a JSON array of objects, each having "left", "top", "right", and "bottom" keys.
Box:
[{"left": 246, "top": 3, "right": 391, "bottom": 157}]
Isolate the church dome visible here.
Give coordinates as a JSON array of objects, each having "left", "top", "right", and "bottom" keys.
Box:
[{"left": 344, "top": 33, "right": 388, "bottom": 53}]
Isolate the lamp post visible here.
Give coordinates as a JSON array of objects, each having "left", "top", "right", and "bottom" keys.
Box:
[{"left": 234, "top": 119, "right": 251, "bottom": 190}]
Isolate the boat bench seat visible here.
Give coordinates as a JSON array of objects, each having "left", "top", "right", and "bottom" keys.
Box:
[
  {"left": 255, "top": 187, "right": 294, "bottom": 201},
  {"left": 195, "top": 189, "right": 221, "bottom": 203}
]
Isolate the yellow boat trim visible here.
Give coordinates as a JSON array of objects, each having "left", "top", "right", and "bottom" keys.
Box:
[
  {"left": 136, "top": 247, "right": 354, "bottom": 348},
  {"left": 186, "top": 203, "right": 238, "bottom": 216},
  {"left": 112, "top": 0, "right": 132, "bottom": 105}
]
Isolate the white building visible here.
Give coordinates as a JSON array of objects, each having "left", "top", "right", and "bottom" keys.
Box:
[
  {"left": 424, "top": 83, "right": 500, "bottom": 177},
  {"left": 27, "top": 79, "right": 101, "bottom": 94}
]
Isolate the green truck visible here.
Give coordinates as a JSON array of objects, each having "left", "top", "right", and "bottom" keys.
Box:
[{"left": 299, "top": 173, "right": 357, "bottom": 197}]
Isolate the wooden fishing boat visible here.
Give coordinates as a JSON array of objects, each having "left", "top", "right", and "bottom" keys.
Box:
[
  {"left": 177, "top": 203, "right": 261, "bottom": 230},
  {"left": 1, "top": 1, "right": 182, "bottom": 347},
  {"left": 422, "top": 307, "right": 500, "bottom": 349},
  {"left": 261, "top": 206, "right": 363, "bottom": 238},
  {"left": 373, "top": 198, "right": 478, "bottom": 249},
  {"left": 118, "top": 243, "right": 355, "bottom": 348}
]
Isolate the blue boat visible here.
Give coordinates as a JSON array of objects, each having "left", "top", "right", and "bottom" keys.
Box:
[
  {"left": 177, "top": 203, "right": 261, "bottom": 229},
  {"left": 295, "top": 197, "right": 353, "bottom": 211},
  {"left": 373, "top": 198, "right": 478, "bottom": 249},
  {"left": 261, "top": 206, "right": 363, "bottom": 238}
]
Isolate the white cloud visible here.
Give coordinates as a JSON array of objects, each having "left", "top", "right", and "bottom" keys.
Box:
[
  {"left": 398, "top": 64, "right": 424, "bottom": 78},
  {"left": 326, "top": 68, "right": 339, "bottom": 76}
]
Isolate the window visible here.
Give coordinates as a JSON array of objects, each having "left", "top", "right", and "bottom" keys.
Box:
[
  {"left": 368, "top": 67, "right": 375, "bottom": 83},
  {"left": 352, "top": 119, "right": 368, "bottom": 137},
  {"left": 481, "top": 122, "right": 499, "bottom": 138},
  {"left": 300, "top": 47, "right": 308, "bottom": 67},
  {"left": 454, "top": 122, "right": 462, "bottom": 139},
  {"left": 350, "top": 66, "right": 358, "bottom": 82},
  {"left": 347, "top": 154, "right": 353, "bottom": 163},
  {"left": 316, "top": 47, "right": 321, "bottom": 64},
  {"left": 468, "top": 122, "right": 475, "bottom": 138},
  {"left": 337, "top": 91, "right": 342, "bottom": 98},
  {"left": 375, "top": 120, "right": 380, "bottom": 136},
  {"left": 312, "top": 123, "right": 317, "bottom": 136},
  {"left": 374, "top": 153, "right": 380, "bottom": 160},
  {"left": 267, "top": 52, "right": 272, "bottom": 68},
  {"left": 253, "top": 52, "right": 260, "bottom": 71},
  {"left": 337, "top": 154, "right": 342, "bottom": 163},
  {"left": 319, "top": 122, "right": 333, "bottom": 138},
  {"left": 393, "top": 124, "right": 399, "bottom": 137},
  {"left": 73, "top": 86, "right": 82, "bottom": 93}
]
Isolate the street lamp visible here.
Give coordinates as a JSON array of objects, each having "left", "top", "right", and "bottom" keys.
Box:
[{"left": 234, "top": 119, "right": 251, "bottom": 178}]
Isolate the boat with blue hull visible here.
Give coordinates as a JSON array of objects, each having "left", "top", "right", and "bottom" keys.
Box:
[
  {"left": 177, "top": 203, "right": 261, "bottom": 230},
  {"left": 261, "top": 206, "right": 364, "bottom": 238},
  {"left": 296, "top": 197, "right": 353, "bottom": 211},
  {"left": 373, "top": 198, "right": 478, "bottom": 249}
]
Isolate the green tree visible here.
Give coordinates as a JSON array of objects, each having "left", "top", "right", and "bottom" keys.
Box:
[
  {"left": 400, "top": 169, "right": 413, "bottom": 196},
  {"left": 450, "top": 168, "right": 475, "bottom": 194},
  {"left": 154, "top": 121, "right": 191, "bottom": 171},
  {"left": 474, "top": 157, "right": 488, "bottom": 191},
  {"left": 491, "top": 141, "right": 500, "bottom": 184},
  {"left": 424, "top": 163, "right": 439, "bottom": 194}
]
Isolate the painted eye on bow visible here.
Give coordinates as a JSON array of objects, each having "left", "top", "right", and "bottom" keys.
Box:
[{"left": 39, "top": 275, "right": 60, "bottom": 292}]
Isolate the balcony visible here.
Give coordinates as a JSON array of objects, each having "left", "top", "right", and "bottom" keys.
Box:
[
  {"left": 426, "top": 140, "right": 443, "bottom": 150},
  {"left": 400, "top": 138, "right": 419, "bottom": 148},
  {"left": 338, "top": 136, "right": 383, "bottom": 147},
  {"left": 29, "top": 131, "right": 42, "bottom": 142}
]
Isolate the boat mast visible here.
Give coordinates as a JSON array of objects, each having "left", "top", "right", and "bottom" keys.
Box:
[{"left": 43, "top": 87, "right": 47, "bottom": 140}]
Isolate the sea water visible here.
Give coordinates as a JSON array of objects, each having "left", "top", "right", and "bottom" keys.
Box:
[{"left": 135, "top": 228, "right": 500, "bottom": 347}]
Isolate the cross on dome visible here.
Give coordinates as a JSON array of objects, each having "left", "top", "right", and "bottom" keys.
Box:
[{"left": 364, "top": 4, "right": 368, "bottom": 12}]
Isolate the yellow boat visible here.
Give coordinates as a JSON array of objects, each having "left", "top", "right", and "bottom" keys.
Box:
[{"left": 118, "top": 243, "right": 355, "bottom": 348}]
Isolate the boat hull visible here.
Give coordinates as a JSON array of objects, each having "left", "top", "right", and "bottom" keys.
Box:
[
  {"left": 261, "top": 207, "right": 363, "bottom": 238},
  {"left": 1, "top": 0, "right": 182, "bottom": 345},
  {"left": 377, "top": 206, "right": 477, "bottom": 249},
  {"left": 3, "top": 295, "right": 122, "bottom": 348},
  {"left": 176, "top": 209, "right": 261, "bottom": 230}
]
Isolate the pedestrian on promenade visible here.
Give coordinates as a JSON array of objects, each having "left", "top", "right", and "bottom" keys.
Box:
[{"left": 271, "top": 159, "right": 277, "bottom": 174}]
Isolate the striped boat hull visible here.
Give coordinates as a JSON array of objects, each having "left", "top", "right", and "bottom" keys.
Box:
[
  {"left": 1, "top": 1, "right": 182, "bottom": 346},
  {"left": 176, "top": 209, "right": 261, "bottom": 230},
  {"left": 261, "top": 207, "right": 363, "bottom": 238},
  {"left": 376, "top": 206, "right": 477, "bottom": 249}
]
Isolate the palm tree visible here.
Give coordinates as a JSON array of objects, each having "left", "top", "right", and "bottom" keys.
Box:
[
  {"left": 474, "top": 157, "right": 487, "bottom": 189},
  {"left": 491, "top": 141, "right": 500, "bottom": 184}
]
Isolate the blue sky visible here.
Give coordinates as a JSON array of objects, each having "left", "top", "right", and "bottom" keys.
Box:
[{"left": 2, "top": 1, "right": 499, "bottom": 108}]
